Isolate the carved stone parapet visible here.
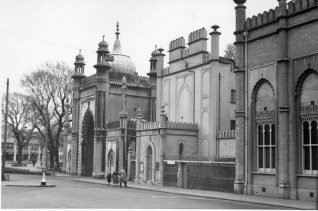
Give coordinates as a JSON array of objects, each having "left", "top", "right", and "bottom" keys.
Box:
[
  {"left": 256, "top": 110, "right": 276, "bottom": 124},
  {"left": 300, "top": 105, "right": 318, "bottom": 121}
]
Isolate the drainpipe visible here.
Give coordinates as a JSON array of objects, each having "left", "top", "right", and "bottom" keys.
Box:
[
  {"left": 243, "top": 31, "right": 249, "bottom": 194},
  {"left": 218, "top": 72, "right": 221, "bottom": 131}
]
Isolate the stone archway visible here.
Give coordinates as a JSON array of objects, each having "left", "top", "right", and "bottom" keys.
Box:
[
  {"left": 81, "top": 109, "right": 94, "bottom": 176},
  {"left": 107, "top": 150, "right": 115, "bottom": 174}
]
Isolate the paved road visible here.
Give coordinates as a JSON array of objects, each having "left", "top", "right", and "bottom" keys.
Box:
[{"left": 1, "top": 175, "right": 290, "bottom": 209}]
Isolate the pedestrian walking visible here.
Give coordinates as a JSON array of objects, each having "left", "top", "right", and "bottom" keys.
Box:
[
  {"left": 112, "top": 171, "right": 119, "bottom": 187},
  {"left": 32, "top": 159, "right": 36, "bottom": 167},
  {"left": 119, "top": 169, "right": 127, "bottom": 187},
  {"left": 106, "top": 173, "right": 112, "bottom": 186}
]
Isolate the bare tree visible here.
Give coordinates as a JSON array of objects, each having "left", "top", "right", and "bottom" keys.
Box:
[
  {"left": 21, "top": 61, "right": 72, "bottom": 171},
  {"left": 224, "top": 44, "right": 236, "bottom": 61},
  {"left": 1, "top": 93, "right": 37, "bottom": 165}
]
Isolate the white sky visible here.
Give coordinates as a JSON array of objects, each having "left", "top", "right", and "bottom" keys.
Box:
[{"left": 0, "top": 0, "right": 279, "bottom": 94}]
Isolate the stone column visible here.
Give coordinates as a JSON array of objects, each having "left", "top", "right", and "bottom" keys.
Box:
[
  {"left": 13, "top": 142, "right": 17, "bottom": 162},
  {"left": 158, "top": 106, "right": 167, "bottom": 186},
  {"left": 37, "top": 147, "right": 41, "bottom": 163},
  {"left": 93, "top": 129, "right": 105, "bottom": 177},
  {"left": 28, "top": 145, "right": 30, "bottom": 160},
  {"left": 127, "top": 146, "right": 132, "bottom": 181},
  {"left": 277, "top": 0, "right": 290, "bottom": 199},
  {"left": 62, "top": 101, "right": 70, "bottom": 173},
  {"left": 135, "top": 107, "right": 142, "bottom": 183},
  {"left": 233, "top": 0, "right": 247, "bottom": 194}
]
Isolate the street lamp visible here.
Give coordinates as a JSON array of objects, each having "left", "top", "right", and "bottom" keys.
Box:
[{"left": 41, "top": 108, "right": 49, "bottom": 186}]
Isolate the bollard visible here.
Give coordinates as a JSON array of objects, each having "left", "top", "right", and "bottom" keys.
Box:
[{"left": 41, "top": 172, "right": 47, "bottom": 186}]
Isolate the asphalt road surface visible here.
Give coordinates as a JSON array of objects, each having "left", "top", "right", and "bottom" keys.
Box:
[{"left": 1, "top": 175, "right": 290, "bottom": 209}]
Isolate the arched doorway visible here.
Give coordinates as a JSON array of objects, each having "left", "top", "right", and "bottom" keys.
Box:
[
  {"left": 146, "top": 146, "right": 152, "bottom": 181},
  {"left": 108, "top": 150, "right": 115, "bottom": 174},
  {"left": 81, "top": 109, "right": 94, "bottom": 176}
]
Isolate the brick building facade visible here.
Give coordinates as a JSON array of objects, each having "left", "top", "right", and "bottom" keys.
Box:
[{"left": 233, "top": 0, "right": 318, "bottom": 201}]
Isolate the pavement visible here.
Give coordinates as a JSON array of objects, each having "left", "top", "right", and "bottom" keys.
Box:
[{"left": 2, "top": 163, "right": 317, "bottom": 210}]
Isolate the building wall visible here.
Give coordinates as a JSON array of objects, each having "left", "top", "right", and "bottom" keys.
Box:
[{"left": 234, "top": 0, "right": 318, "bottom": 201}]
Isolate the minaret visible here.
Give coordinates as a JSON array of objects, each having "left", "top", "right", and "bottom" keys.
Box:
[
  {"left": 70, "top": 49, "right": 86, "bottom": 175},
  {"left": 92, "top": 36, "right": 113, "bottom": 177}
]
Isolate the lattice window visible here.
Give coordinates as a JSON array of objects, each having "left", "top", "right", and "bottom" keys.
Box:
[
  {"left": 301, "top": 105, "right": 318, "bottom": 175},
  {"left": 256, "top": 110, "right": 276, "bottom": 173}
]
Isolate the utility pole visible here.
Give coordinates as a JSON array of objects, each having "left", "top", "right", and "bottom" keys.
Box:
[{"left": 2, "top": 78, "right": 9, "bottom": 181}]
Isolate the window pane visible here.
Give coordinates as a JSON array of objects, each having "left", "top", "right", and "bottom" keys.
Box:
[
  {"left": 271, "top": 124, "right": 275, "bottom": 145},
  {"left": 265, "top": 125, "right": 270, "bottom": 145},
  {"left": 304, "top": 146, "right": 310, "bottom": 170},
  {"left": 258, "top": 125, "right": 263, "bottom": 145},
  {"left": 311, "top": 121, "right": 317, "bottom": 145},
  {"left": 258, "top": 148, "right": 263, "bottom": 168},
  {"left": 312, "top": 146, "right": 318, "bottom": 170},
  {"left": 271, "top": 147, "right": 275, "bottom": 169},
  {"left": 265, "top": 147, "right": 270, "bottom": 168},
  {"left": 303, "top": 122, "right": 310, "bottom": 145}
]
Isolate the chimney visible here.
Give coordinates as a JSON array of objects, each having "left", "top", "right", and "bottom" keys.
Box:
[{"left": 210, "top": 25, "right": 221, "bottom": 60}]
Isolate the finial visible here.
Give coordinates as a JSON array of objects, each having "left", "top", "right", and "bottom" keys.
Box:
[
  {"left": 211, "top": 25, "right": 219, "bottom": 32},
  {"left": 161, "top": 105, "right": 165, "bottom": 114},
  {"left": 137, "top": 107, "right": 142, "bottom": 119},
  {"left": 155, "top": 45, "right": 157, "bottom": 50},
  {"left": 102, "top": 35, "right": 105, "bottom": 41},
  {"left": 79, "top": 49, "right": 82, "bottom": 55},
  {"left": 158, "top": 47, "right": 164, "bottom": 53},
  {"left": 116, "top": 22, "right": 120, "bottom": 39},
  {"left": 233, "top": 0, "right": 246, "bottom": 5}
]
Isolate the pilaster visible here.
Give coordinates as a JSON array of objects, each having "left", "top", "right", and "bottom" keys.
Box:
[
  {"left": 276, "top": 0, "right": 290, "bottom": 198},
  {"left": 233, "top": 0, "right": 247, "bottom": 194}
]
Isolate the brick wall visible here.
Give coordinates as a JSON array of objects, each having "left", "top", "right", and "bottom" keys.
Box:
[
  {"left": 163, "top": 163, "right": 178, "bottom": 187},
  {"left": 187, "top": 163, "right": 235, "bottom": 193}
]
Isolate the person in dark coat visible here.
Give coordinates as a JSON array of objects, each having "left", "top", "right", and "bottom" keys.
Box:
[
  {"left": 112, "top": 171, "right": 119, "bottom": 187},
  {"left": 106, "top": 173, "right": 112, "bottom": 186},
  {"left": 119, "top": 169, "right": 127, "bottom": 187}
]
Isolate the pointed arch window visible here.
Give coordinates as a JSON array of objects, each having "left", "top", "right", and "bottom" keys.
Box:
[
  {"left": 178, "top": 143, "right": 184, "bottom": 159},
  {"left": 299, "top": 72, "right": 318, "bottom": 175},
  {"left": 254, "top": 81, "right": 276, "bottom": 173}
]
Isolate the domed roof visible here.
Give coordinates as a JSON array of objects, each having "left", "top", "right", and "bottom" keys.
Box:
[
  {"left": 75, "top": 49, "right": 84, "bottom": 61},
  {"left": 98, "top": 36, "right": 108, "bottom": 48},
  {"left": 110, "top": 23, "right": 136, "bottom": 75},
  {"left": 151, "top": 47, "right": 160, "bottom": 57},
  {"left": 110, "top": 53, "right": 136, "bottom": 74}
]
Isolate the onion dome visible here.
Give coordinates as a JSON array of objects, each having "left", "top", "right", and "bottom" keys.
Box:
[
  {"left": 75, "top": 49, "right": 84, "bottom": 61},
  {"left": 110, "top": 22, "right": 136, "bottom": 74},
  {"left": 151, "top": 45, "right": 160, "bottom": 57},
  {"left": 97, "top": 35, "right": 109, "bottom": 53}
]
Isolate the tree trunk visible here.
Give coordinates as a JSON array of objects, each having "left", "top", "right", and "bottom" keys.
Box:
[
  {"left": 16, "top": 146, "right": 23, "bottom": 165},
  {"left": 54, "top": 149, "right": 59, "bottom": 171},
  {"left": 49, "top": 149, "right": 54, "bottom": 169}
]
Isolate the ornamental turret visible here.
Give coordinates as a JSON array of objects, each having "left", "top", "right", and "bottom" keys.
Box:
[
  {"left": 94, "top": 36, "right": 114, "bottom": 74},
  {"left": 72, "top": 49, "right": 86, "bottom": 80}
]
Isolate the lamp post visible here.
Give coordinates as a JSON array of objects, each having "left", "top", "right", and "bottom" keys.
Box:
[
  {"left": 41, "top": 108, "right": 49, "bottom": 186},
  {"left": 2, "top": 78, "right": 9, "bottom": 181}
]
